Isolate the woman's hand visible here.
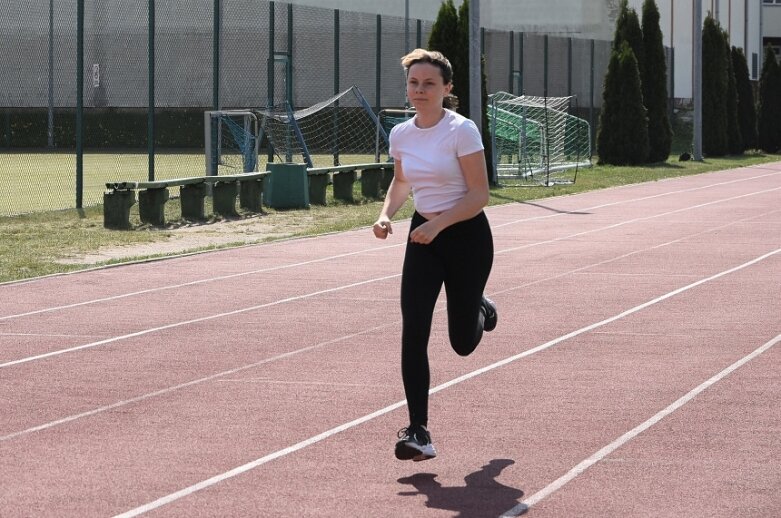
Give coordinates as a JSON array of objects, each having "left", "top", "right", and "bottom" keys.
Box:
[
  {"left": 373, "top": 217, "right": 393, "bottom": 239},
  {"left": 409, "top": 220, "right": 443, "bottom": 244}
]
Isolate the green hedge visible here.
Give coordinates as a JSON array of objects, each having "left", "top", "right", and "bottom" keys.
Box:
[{"left": 1, "top": 108, "right": 205, "bottom": 149}]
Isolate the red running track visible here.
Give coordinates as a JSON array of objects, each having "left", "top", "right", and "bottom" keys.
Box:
[{"left": 1, "top": 163, "right": 780, "bottom": 517}]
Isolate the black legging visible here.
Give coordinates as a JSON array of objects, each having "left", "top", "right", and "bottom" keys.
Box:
[{"left": 400, "top": 211, "right": 494, "bottom": 427}]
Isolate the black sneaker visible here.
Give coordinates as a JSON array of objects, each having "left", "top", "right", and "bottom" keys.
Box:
[
  {"left": 395, "top": 424, "right": 437, "bottom": 461},
  {"left": 481, "top": 296, "right": 498, "bottom": 332}
]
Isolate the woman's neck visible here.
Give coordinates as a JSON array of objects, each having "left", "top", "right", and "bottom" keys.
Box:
[{"left": 415, "top": 107, "right": 446, "bottom": 129}]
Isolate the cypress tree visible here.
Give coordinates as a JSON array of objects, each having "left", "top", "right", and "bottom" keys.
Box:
[
  {"left": 597, "top": 41, "right": 649, "bottom": 165},
  {"left": 731, "top": 47, "right": 757, "bottom": 150},
  {"left": 455, "top": 0, "right": 471, "bottom": 118},
  {"left": 701, "top": 16, "right": 728, "bottom": 156},
  {"left": 723, "top": 34, "right": 743, "bottom": 155},
  {"left": 427, "top": 0, "right": 459, "bottom": 73},
  {"left": 757, "top": 46, "right": 781, "bottom": 153},
  {"left": 641, "top": 0, "right": 672, "bottom": 162},
  {"left": 612, "top": 0, "right": 644, "bottom": 78}
]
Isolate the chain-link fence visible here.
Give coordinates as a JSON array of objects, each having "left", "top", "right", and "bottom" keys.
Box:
[{"left": 1, "top": 0, "right": 671, "bottom": 216}]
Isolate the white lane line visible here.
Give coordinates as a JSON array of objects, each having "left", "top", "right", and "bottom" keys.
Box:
[
  {"left": 0, "top": 244, "right": 402, "bottom": 322},
  {"left": 112, "top": 248, "right": 780, "bottom": 518},
  {"left": 0, "top": 321, "right": 397, "bottom": 443},
  {"left": 497, "top": 186, "right": 781, "bottom": 255},
  {"left": 0, "top": 274, "right": 400, "bottom": 369},
  {"left": 217, "top": 379, "right": 391, "bottom": 388},
  {"left": 2, "top": 170, "right": 777, "bottom": 321},
  {"left": 490, "top": 170, "right": 781, "bottom": 230},
  {"left": 500, "top": 331, "right": 781, "bottom": 517},
  {"left": 5, "top": 213, "right": 767, "bottom": 443},
  {"left": 0, "top": 333, "right": 104, "bottom": 338},
  {"left": 3, "top": 188, "right": 778, "bottom": 370}
]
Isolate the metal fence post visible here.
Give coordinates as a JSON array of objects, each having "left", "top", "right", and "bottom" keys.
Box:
[
  {"left": 288, "top": 3, "right": 293, "bottom": 107},
  {"left": 76, "top": 0, "right": 84, "bottom": 209},
  {"left": 213, "top": 0, "right": 220, "bottom": 110},
  {"left": 509, "top": 31, "right": 514, "bottom": 92},
  {"left": 48, "top": 0, "right": 54, "bottom": 149},
  {"left": 148, "top": 0, "right": 155, "bottom": 181},
  {"left": 544, "top": 34, "right": 549, "bottom": 97},
  {"left": 567, "top": 37, "right": 572, "bottom": 97},
  {"left": 376, "top": 14, "right": 381, "bottom": 113},
  {"left": 519, "top": 32, "right": 524, "bottom": 93},
  {"left": 590, "top": 39, "right": 595, "bottom": 153}
]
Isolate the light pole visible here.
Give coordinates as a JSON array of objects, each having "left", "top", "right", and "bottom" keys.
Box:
[
  {"left": 693, "top": 0, "right": 703, "bottom": 161},
  {"left": 469, "top": 0, "right": 481, "bottom": 134}
]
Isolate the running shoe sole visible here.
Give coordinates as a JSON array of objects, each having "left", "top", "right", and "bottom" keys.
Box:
[{"left": 395, "top": 441, "right": 437, "bottom": 461}]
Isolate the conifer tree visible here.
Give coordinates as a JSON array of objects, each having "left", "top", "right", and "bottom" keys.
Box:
[
  {"left": 731, "top": 47, "right": 757, "bottom": 150},
  {"left": 427, "top": 0, "right": 459, "bottom": 74},
  {"left": 612, "top": 0, "right": 644, "bottom": 77},
  {"left": 757, "top": 46, "right": 781, "bottom": 153},
  {"left": 428, "top": 0, "right": 493, "bottom": 182},
  {"left": 701, "top": 16, "right": 728, "bottom": 156},
  {"left": 723, "top": 34, "right": 742, "bottom": 154},
  {"left": 641, "top": 0, "right": 672, "bottom": 162},
  {"left": 597, "top": 41, "right": 649, "bottom": 165}
]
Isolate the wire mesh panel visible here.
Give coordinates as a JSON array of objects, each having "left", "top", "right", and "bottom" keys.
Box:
[
  {"left": 153, "top": 0, "right": 214, "bottom": 182},
  {"left": 259, "top": 86, "right": 386, "bottom": 168},
  {"left": 571, "top": 39, "right": 594, "bottom": 112},
  {"left": 2, "top": 1, "right": 621, "bottom": 217},
  {"left": 339, "top": 11, "right": 377, "bottom": 114},
  {"left": 205, "top": 110, "right": 260, "bottom": 174},
  {"left": 292, "top": 4, "right": 335, "bottom": 109},
  {"left": 0, "top": 0, "right": 78, "bottom": 216},
  {"left": 220, "top": 0, "right": 269, "bottom": 110},
  {"left": 489, "top": 92, "right": 591, "bottom": 186},
  {"left": 270, "top": 1, "right": 291, "bottom": 109},
  {"left": 380, "top": 15, "right": 408, "bottom": 109},
  {"left": 483, "top": 30, "right": 511, "bottom": 96},
  {"left": 547, "top": 36, "right": 570, "bottom": 97},
  {"left": 80, "top": 0, "right": 149, "bottom": 207},
  {"left": 522, "top": 34, "right": 546, "bottom": 97}
]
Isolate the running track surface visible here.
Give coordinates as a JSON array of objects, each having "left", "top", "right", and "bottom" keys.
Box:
[{"left": 1, "top": 164, "right": 780, "bottom": 518}]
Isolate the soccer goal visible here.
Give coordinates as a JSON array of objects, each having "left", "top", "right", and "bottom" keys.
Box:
[
  {"left": 488, "top": 92, "right": 591, "bottom": 186},
  {"left": 257, "top": 86, "right": 389, "bottom": 169},
  {"left": 204, "top": 110, "right": 260, "bottom": 175}
]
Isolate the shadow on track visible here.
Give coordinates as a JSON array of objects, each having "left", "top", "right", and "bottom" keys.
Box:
[{"left": 397, "top": 458, "right": 526, "bottom": 517}]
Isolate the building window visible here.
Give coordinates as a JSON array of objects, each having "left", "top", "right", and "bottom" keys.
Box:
[
  {"left": 762, "top": 0, "right": 781, "bottom": 5},
  {"left": 765, "top": 38, "right": 781, "bottom": 60}
]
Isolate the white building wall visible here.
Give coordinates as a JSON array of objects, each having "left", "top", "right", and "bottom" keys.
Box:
[
  {"left": 625, "top": 0, "right": 763, "bottom": 99},
  {"left": 289, "top": 0, "right": 768, "bottom": 99}
]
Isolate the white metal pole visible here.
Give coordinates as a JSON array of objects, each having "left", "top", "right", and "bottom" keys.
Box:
[
  {"left": 469, "top": 0, "right": 481, "bottom": 134},
  {"left": 693, "top": 0, "right": 703, "bottom": 160}
]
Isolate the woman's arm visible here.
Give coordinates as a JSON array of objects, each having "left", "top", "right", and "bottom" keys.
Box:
[
  {"left": 373, "top": 159, "right": 412, "bottom": 239},
  {"left": 408, "top": 150, "right": 489, "bottom": 244}
]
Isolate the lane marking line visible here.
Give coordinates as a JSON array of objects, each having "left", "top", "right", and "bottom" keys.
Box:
[
  {"left": 112, "top": 248, "right": 780, "bottom": 518},
  {"left": 3, "top": 185, "right": 778, "bottom": 369},
  {"left": 3, "top": 210, "right": 774, "bottom": 442},
  {"left": 0, "top": 322, "right": 394, "bottom": 442},
  {"left": 500, "top": 331, "right": 781, "bottom": 517},
  {"left": 2, "top": 171, "right": 778, "bottom": 321},
  {"left": 0, "top": 274, "right": 400, "bottom": 369}
]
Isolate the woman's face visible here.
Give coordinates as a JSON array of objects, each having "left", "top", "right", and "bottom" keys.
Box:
[{"left": 406, "top": 62, "right": 452, "bottom": 111}]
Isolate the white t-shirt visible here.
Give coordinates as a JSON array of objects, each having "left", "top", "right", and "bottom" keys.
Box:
[{"left": 389, "top": 109, "right": 484, "bottom": 213}]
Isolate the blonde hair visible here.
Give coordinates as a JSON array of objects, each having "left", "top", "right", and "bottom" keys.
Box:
[{"left": 401, "top": 48, "right": 453, "bottom": 84}]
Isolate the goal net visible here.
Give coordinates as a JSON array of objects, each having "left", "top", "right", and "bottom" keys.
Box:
[
  {"left": 257, "top": 86, "right": 389, "bottom": 169},
  {"left": 489, "top": 92, "right": 591, "bottom": 186},
  {"left": 204, "top": 110, "right": 260, "bottom": 175}
]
